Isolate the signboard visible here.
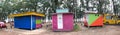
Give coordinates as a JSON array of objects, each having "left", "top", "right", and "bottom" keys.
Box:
[
  {"left": 56, "top": 8, "right": 69, "bottom": 13},
  {"left": 84, "top": 11, "right": 98, "bottom": 13}
]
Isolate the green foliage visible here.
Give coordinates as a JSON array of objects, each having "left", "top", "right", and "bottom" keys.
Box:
[
  {"left": 74, "top": 24, "right": 80, "bottom": 31},
  {"left": 0, "top": 0, "right": 120, "bottom": 20}
]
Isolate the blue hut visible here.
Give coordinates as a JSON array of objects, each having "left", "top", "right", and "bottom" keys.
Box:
[{"left": 9, "top": 12, "right": 45, "bottom": 30}]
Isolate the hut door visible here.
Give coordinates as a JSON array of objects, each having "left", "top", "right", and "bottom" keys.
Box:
[{"left": 57, "top": 14, "right": 63, "bottom": 29}]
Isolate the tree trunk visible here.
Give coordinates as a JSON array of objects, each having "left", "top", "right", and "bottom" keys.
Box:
[
  {"left": 46, "top": 7, "right": 50, "bottom": 22},
  {"left": 34, "top": 1, "right": 37, "bottom": 12},
  {"left": 97, "top": 0, "right": 104, "bottom": 14},
  {"left": 86, "top": 0, "right": 90, "bottom": 11}
]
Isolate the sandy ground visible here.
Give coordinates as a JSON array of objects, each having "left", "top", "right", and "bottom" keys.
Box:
[{"left": 0, "top": 23, "right": 120, "bottom": 35}]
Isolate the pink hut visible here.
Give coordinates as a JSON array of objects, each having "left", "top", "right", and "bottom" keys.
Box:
[{"left": 52, "top": 13, "right": 74, "bottom": 31}]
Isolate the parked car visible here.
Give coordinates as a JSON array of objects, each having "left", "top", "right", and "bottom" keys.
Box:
[
  {"left": 104, "top": 14, "right": 120, "bottom": 24},
  {"left": 0, "top": 22, "right": 7, "bottom": 28}
]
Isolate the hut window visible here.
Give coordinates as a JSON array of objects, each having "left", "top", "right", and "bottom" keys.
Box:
[
  {"left": 106, "top": 16, "right": 113, "bottom": 20},
  {"left": 95, "top": 14, "right": 99, "bottom": 16}
]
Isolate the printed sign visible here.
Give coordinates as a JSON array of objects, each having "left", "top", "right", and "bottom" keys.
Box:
[{"left": 57, "top": 14, "right": 63, "bottom": 29}]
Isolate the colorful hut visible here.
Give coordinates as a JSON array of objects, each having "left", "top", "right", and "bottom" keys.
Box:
[
  {"left": 52, "top": 9, "right": 73, "bottom": 31},
  {"left": 9, "top": 12, "right": 45, "bottom": 30},
  {"left": 84, "top": 13, "right": 103, "bottom": 27}
]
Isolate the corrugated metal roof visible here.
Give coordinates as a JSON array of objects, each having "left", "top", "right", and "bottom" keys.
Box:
[{"left": 9, "top": 12, "right": 45, "bottom": 17}]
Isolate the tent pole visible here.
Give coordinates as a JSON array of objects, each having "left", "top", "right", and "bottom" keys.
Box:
[{"left": 31, "top": 15, "right": 33, "bottom": 30}]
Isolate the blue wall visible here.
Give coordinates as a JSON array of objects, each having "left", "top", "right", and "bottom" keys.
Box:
[{"left": 14, "top": 16, "right": 36, "bottom": 29}]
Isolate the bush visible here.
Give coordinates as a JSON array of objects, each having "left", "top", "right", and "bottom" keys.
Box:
[{"left": 74, "top": 23, "right": 80, "bottom": 31}]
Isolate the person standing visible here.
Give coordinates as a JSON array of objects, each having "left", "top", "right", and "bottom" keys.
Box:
[{"left": 10, "top": 21, "right": 14, "bottom": 28}]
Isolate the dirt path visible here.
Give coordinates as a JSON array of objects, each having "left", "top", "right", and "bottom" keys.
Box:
[
  {"left": 0, "top": 23, "right": 120, "bottom": 35},
  {"left": 39, "top": 24, "right": 120, "bottom": 35}
]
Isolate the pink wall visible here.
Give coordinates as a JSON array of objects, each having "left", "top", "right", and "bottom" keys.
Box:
[
  {"left": 52, "top": 14, "right": 57, "bottom": 31},
  {"left": 52, "top": 13, "right": 73, "bottom": 31}
]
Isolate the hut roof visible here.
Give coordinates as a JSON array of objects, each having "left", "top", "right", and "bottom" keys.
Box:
[{"left": 9, "top": 12, "right": 45, "bottom": 17}]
